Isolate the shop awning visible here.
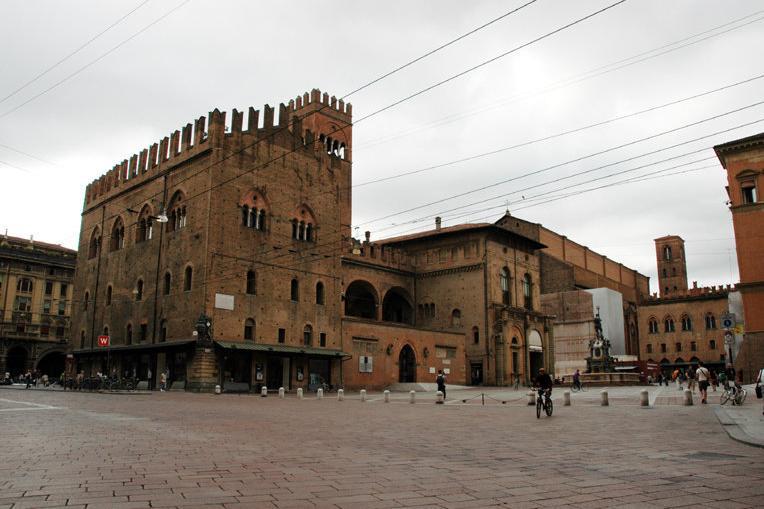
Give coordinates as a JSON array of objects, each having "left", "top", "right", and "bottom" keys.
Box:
[
  {"left": 215, "top": 341, "right": 351, "bottom": 358},
  {"left": 73, "top": 339, "right": 196, "bottom": 355}
]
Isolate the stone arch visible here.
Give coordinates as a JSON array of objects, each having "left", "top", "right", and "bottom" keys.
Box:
[
  {"left": 344, "top": 280, "right": 378, "bottom": 319},
  {"left": 382, "top": 287, "right": 413, "bottom": 324},
  {"left": 528, "top": 329, "right": 544, "bottom": 378},
  {"left": 398, "top": 344, "right": 416, "bottom": 383},
  {"left": 35, "top": 348, "right": 67, "bottom": 378},
  {"left": 6, "top": 345, "right": 29, "bottom": 378}
]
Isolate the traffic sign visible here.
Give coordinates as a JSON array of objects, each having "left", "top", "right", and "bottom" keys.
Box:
[
  {"left": 721, "top": 312, "right": 736, "bottom": 330},
  {"left": 97, "top": 335, "right": 110, "bottom": 347}
]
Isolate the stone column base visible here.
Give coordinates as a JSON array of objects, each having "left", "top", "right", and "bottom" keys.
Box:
[{"left": 186, "top": 346, "right": 218, "bottom": 393}]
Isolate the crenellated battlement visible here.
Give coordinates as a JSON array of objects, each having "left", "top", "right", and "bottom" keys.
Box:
[
  {"left": 84, "top": 88, "right": 352, "bottom": 208},
  {"left": 343, "top": 237, "right": 416, "bottom": 272},
  {"left": 646, "top": 282, "right": 736, "bottom": 302}
]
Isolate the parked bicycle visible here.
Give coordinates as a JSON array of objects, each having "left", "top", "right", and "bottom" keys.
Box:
[
  {"left": 535, "top": 387, "right": 553, "bottom": 418},
  {"left": 720, "top": 382, "right": 746, "bottom": 406},
  {"left": 570, "top": 380, "right": 586, "bottom": 392}
]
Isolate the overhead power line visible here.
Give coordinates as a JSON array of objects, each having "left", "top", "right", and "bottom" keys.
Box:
[{"left": 0, "top": 0, "right": 152, "bottom": 106}]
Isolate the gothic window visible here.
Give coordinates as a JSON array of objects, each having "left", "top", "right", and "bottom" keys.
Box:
[
  {"left": 472, "top": 326, "right": 479, "bottom": 344},
  {"left": 648, "top": 318, "right": 658, "bottom": 334},
  {"left": 164, "top": 272, "right": 171, "bottom": 295},
  {"left": 500, "top": 267, "right": 510, "bottom": 305},
  {"left": 705, "top": 313, "right": 716, "bottom": 329},
  {"left": 88, "top": 227, "right": 101, "bottom": 259},
  {"left": 663, "top": 246, "right": 672, "bottom": 261},
  {"left": 681, "top": 315, "right": 692, "bottom": 331},
  {"left": 184, "top": 266, "right": 193, "bottom": 291},
  {"left": 135, "top": 280, "right": 143, "bottom": 301},
  {"left": 315, "top": 281, "right": 325, "bottom": 305},
  {"left": 303, "top": 324, "right": 313, "bottom": 346},
  {"left": 137, "top": 205, "right": 154, "bottom": 243},
  {"left": 664, "top": 317, "right": 675, "bottom": 333},
  {"left": 240, "top": 191, "right": 268, "bottom": 231},
  {"left": 110, "top": 217, "right": 125, "bottom": 251},
  {"left": 523, "top": 273, "right": 532, "bottom": 310},
  {"left": 244, "top": 318, "right": 255, "bottom": 341},
  {"left": 106, "top": 285, "right": 112, "bottom": 306},
  {"left": 246, "top": 270, "right": 256, "bottom": 295},
  {"left": 291, "top": 205, "right": 316, "bottom": 242},
  {"left": 168, "top": 190, "right": 187, "bottom": 232}
]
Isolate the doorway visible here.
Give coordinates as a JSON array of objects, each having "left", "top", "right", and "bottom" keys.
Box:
[
  {"left": 398, "top": 344, "right": 416, "bottom": 383},
  {"left": 308, "top": 359, "right": 331, "bottom": 391},
  {"left": 266, "top": 357, "right": 284, "bottom": 389},
  {"left": 6, "top": 346, "right": 27, "bottom": 378},
  {"left": 530, "top": 351, "right": 544, "bottom": 379},
  {"left": 470, "top": 362, "right": 483, "bottom": 385}
]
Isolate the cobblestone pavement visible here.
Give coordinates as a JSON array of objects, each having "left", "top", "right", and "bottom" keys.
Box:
[{"left": 1, "top": 387, "right": 763, "bottom": 509}]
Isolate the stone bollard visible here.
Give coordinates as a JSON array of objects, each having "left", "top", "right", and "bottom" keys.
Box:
[
  {"left": 214, "top": 385, "right": 221, "bottom": 394},
  {"left": 360, "top": 389, "right": 366, "bottom": 402},
  {"left": 317, "top": 388, "right": 324, "bottom": 399},
  {"left": 384, "top": 390, "right": 390, "bottom": 403},
  {"left": 297, "top": 388, "right": 303, "bottom": 400},
  {"left": 600, "top": 390, "right": 609, "bottom": 406},
  {"left": 683, "top": 389, "right": 693, "bottom": 406},
  {"left": 436, "top": 391, "right": 444, "bottom": 404},
  {"left": 640, "top": 389, "right": 649, "bottom": 407},
  {"left": 260, "top": 386, "right": 268, "bottom": 397},
  {"left": 337, "top": 389, "right": 344, "bottom": 401},
  {"left": 278, "top": 387, "right": 285, "bottom": 399},
  {"left": 563, "top": 390, "right": 571, "bottom": 406},
  {"left": 409, "top": 390, "right": 416, "bottom": 404},
  {"left": 528, "top": 390, "right": 536, "bottom": 406}
]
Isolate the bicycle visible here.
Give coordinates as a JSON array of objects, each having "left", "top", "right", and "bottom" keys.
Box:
[
  {"left": 720, "top": 383, "right": 746, "bottom": 405},
  {"left": 570, "top": 380, "right": 585, "bottom": 392},
  {"left": 535, "top": 387, "right": 553, "bottom": 418}
]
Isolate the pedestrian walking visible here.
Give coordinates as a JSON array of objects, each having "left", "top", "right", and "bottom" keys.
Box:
[
  {"left": 436, "top": 369, "right": 446, "bottom": 400},
  {"left": 159, "top": 371, "right": 167, "bottom": 392},
  {"left": 687, "top": 365, "right": 697, "bottom": 392},
  {"left": 696, "top": 361, "right": 710, "bottom": 404},
  {"left": 24, "top": 371, "right": 31, "bottom": 389}
]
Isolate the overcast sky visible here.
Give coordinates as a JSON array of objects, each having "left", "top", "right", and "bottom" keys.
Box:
[{"left": 1, "top": 0, "right": 761, "bottom": 294}]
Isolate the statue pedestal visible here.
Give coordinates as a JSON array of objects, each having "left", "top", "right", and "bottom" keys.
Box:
[{"left": 186, "top": 346, "right": 218, "bottom": 392}]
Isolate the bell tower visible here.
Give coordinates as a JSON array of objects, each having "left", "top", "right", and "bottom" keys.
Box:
[{"left": 654, "top": 235, "right": 688, "bottom": 297}]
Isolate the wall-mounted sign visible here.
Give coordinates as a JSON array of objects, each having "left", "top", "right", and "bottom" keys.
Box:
[
  {"left": 359, "top": 356, "right": 373, "bottom": 373},
  {"left": 214, "top": 293, "right": 235, "bottom": 310}
]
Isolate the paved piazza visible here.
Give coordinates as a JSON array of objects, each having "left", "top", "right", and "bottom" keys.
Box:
[{"left": 1, "top": 386, "right": 763, "bottom": 509}]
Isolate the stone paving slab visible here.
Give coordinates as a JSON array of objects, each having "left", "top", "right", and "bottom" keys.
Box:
[{"left": 0, "top": 388, "right": 762, "bottom": 508}]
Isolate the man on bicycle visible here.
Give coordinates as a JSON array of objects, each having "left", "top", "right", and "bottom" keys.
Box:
[
  {"left": 534, "top": 368, "right": 553, "bottom": 396},
  {"left": 572, "top": 369, "right": 581, "bottom": 391}
]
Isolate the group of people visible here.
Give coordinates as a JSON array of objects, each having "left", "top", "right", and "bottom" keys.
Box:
[
  {"left": 2, "top": 371, "right": 51, "bottom": 388},
  {"left": 653, "top": 363, "right": 739, "bottom": 404}
]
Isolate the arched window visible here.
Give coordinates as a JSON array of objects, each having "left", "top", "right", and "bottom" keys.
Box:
[
  {"left": 160, "top": 319, "right": 167, "bottom": 342},
  {"left": 184, "top": 266, "right": 193, "bottom": 291},
  {"left": 137, "top": 205, "right": 154, "bottom": 243},
  {"left": 291, "top": 205, "right": 316, "bottom": 242},
  {"left": 705, "top": 313, "right": 716, "bottom": 329},
  {"left": 246, "top": 270, "right": 256, "bottom": 295},
  {"left": 103, "top": 326, "right": 109, "bottom": 336},
  {"left": 168, "top": 190, "right": 187, "bottom": 232},
  {"left": 88, "top": 227, "right": 101, "bottom": 259},
  {"left": 303, "top": 324, "right": 313, "bottom": 346},
  {"left": 523, "top": 273, "right": 532, "bottom": 310},
  {"left": 709, "top": 339, "right": 717, "bottom": 350},
  {"left": 664, "top": 316, "right": 675, "bottom": 333},
  {"left": 663, "top": 246, "right": 672, "bottom": 261},
  {"left": 500, "top": 267, "right": 510, "bottom": 305},
  {"left": 315, "top": 281, "right": 325, "bottom": 305},
  {"left": 244, "top": 318, "right": 255, "bottom": 341},
  {"left": 135, "top": 279, "right": 143, "bottom": 301},
  {"left": 681, "top": 315, "right": 692, "bottom": 331},
  {"left": 290, "top": 278, "right": 299, "bottom": 301},
  {"left": 126, "top": 323, "right": 133, "bottom": 345},
  {"left": 163, "top": 272, "right": 171, "bottom": 295},
  {"left": 106, "top": 285, "right": 112, "bottom": 306},
  {"left": 472, "top": 326, "right": 479, "bottom": 344},
  {"left": 16, "top": 278, "right": 33, "bottom": 293},
  {"left": 344, "top": 280, "right": 378, "bottom": 319},
  {"left": 83, "top": 291, "right": 89, "bottom": 310},
  {"left": 451, "top": 309, "right": 461, "bottom": 327},
  {"left": 662, "top": 268, "right": 667, "bottom": 277},
  {"left": 240, "top": 190, "right": 268, "bottom": 231},
  {"left": 110, "top": 217, "right": 125, "bottom": 251},
  {"left": 648, "top": 317, "right": 659, "bottom": 334},
  {"left": 382, "top": 288, "right": 414, "bottom": 324}
]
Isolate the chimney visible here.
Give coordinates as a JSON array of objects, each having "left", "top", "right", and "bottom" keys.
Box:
[
  {"left": 692, "top": 281, "right": 697, "bottom": 289},
  {"left": 364, "top": 231, "right": 370, "bottom": 243},
  {"left": 435, "top": 217, "right": 441, "bottom": 230}
]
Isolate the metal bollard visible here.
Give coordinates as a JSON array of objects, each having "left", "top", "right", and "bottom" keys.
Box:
[
  {"left": 528, "top": 390, "right": 536, "bottom": 406},
  {"left": 360, "top": 389, "right": 366, "bottom": 402},
  {"left": 436, "top": 391, "right": 444, "bottom": 404},
  {"left": 384, "top": 390, "right": 390, "bottom": 403},
  {"left": 317, "top": 388, "right": 323, "bottom": 399},
  {"left": 683, "top": 389, "right": 693, "bottom": 406},
  {"left": 260, "top": 386, "right": 268, "bottom": 397},
  {"left": 640, "top": 389, "right": 649, "bottom": 407},
  {"left": 409, "top": 390, "right": 416, "bottom": 404},
  {"left": 214, "top": 385, "right": 221, "bottom": 394},
  {"left": 297, "top": 388, "right": 303, "bottom": 399},
  {"left": 278, "top": 387, "right": 285, "bottom": 399},
  {"left": 337, "top": 389, "right": 344, "bottom": 401},
  {"left": 563, "top": 390, "right": 571, "bottom": 406},
  {"left": 600, "top": 390, "right": 609, "bottom": 406}
]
